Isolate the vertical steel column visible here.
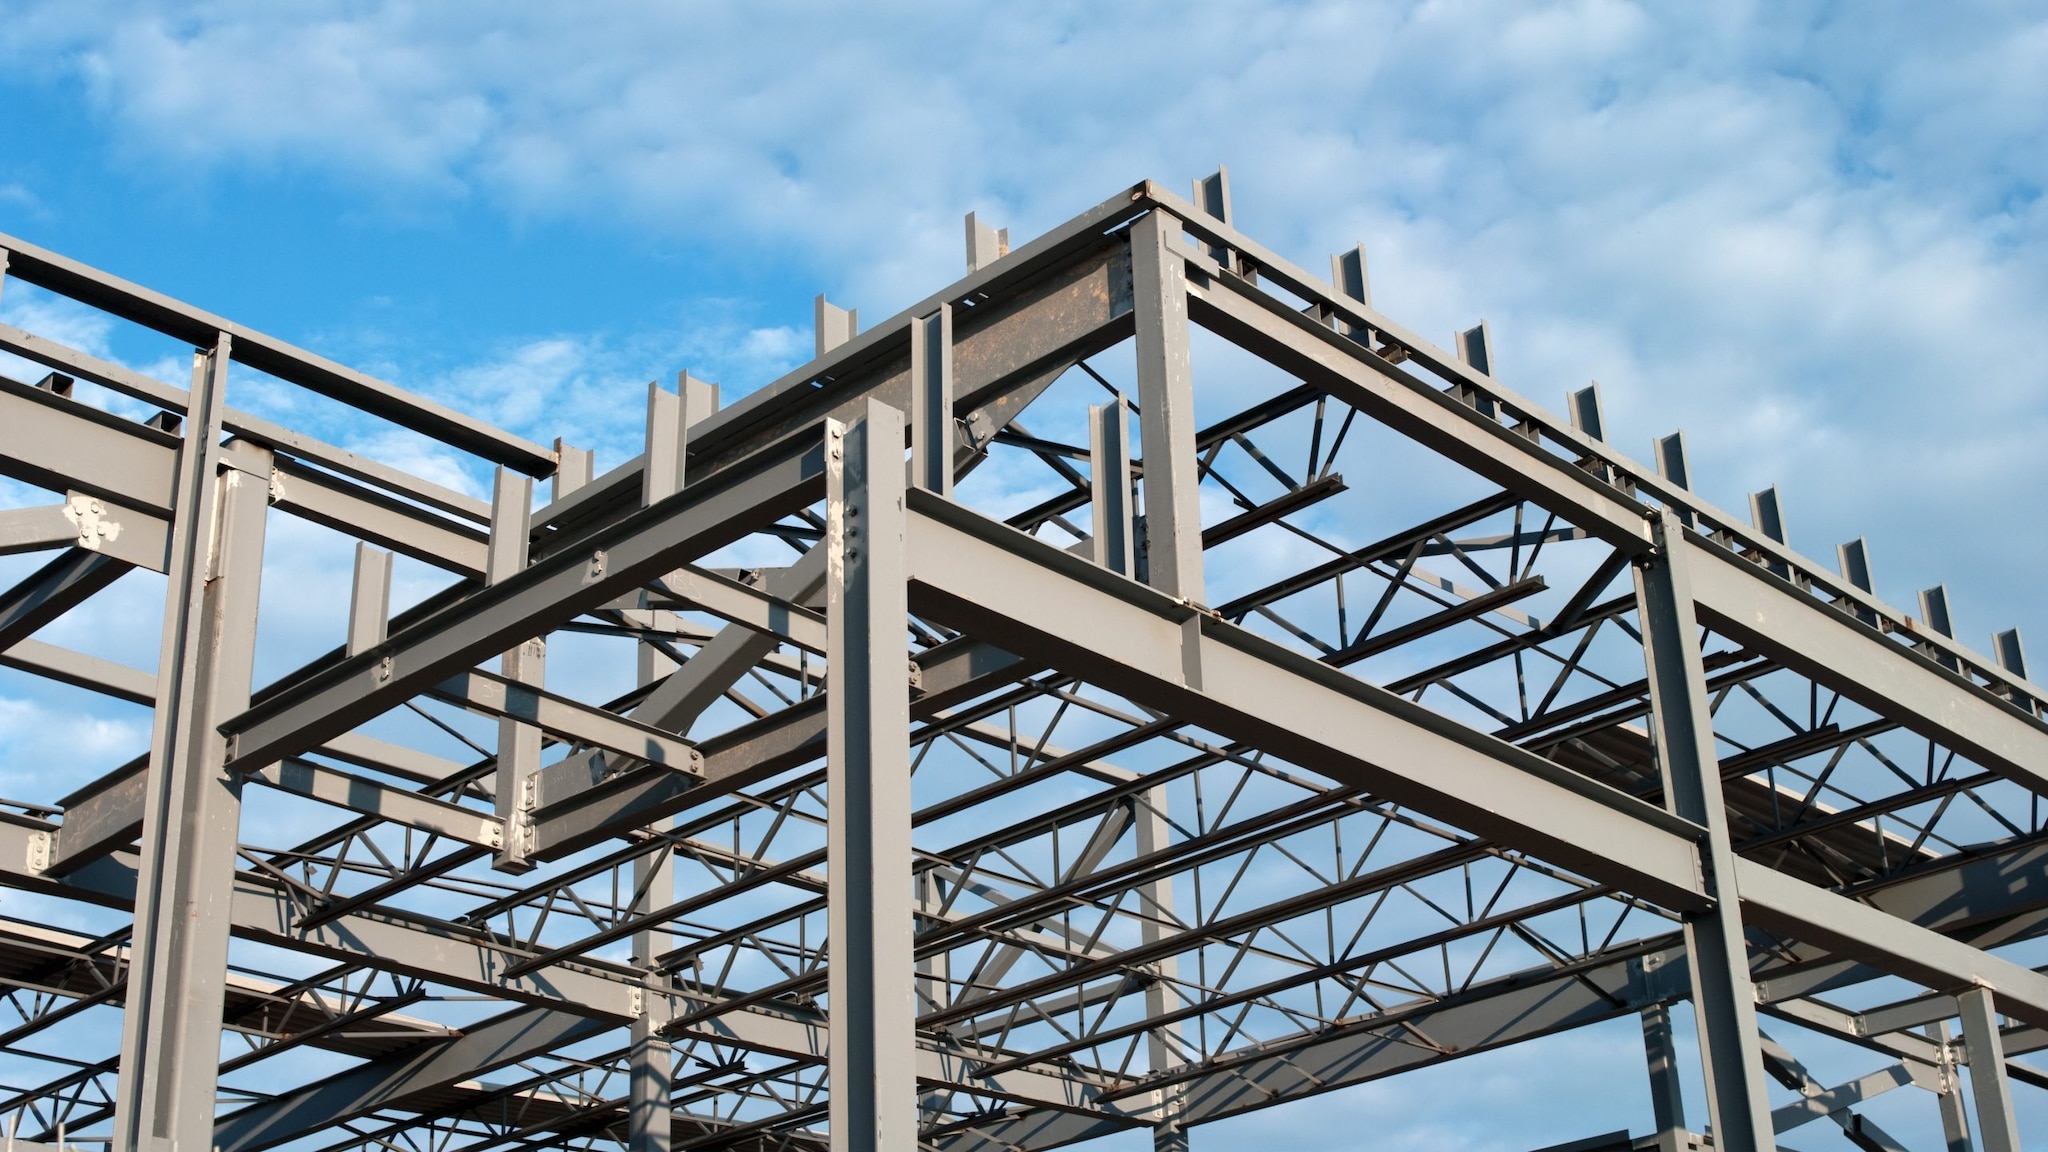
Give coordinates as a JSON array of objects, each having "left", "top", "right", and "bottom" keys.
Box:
[
  {"left": 1928, "top": 1020, "right": 1974, "bottom": 1152},
  {"left": 910, "top": 306, "right": 953, "bottom": 497},
  {"left": 1959, "top": 986, "right": 2021, "bottom": 1152},
  {"left": 826, "top": 401, "right": 915, "bottom": 1152},
  {"left": 1130, "top": 210, "right": 1203, "bottom": 604},
  {"left": 630, "top": 596, "right": 677, "bottom": 1152},
  {"left": 1634, "top": 509, "right": 1775, "bottom": 1152},
  {"left": 1641, "top": 1003, "right": 1688, "bottom": 1152},
  {"left": 1131, "top": 211, "right": 1198, "bottom": 1149},
  {"left": 490, "top": 468, "right": 542, "bottom": 872},
  {"left": 1137, "top": 791, "right": 1188, "bottom": 1152},
  {"left": 1089, "top": 397, "right": 1134, "bottom": 576},
  {"left": 628, "top": 799, "right": 676, "bottom": 1138},
  {"left": 114, "top": 335, "right": 271, "bottom": 1152}
]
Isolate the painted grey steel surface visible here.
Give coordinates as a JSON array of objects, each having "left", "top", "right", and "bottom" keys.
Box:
[{"left": 0, "top": 178, "right": 2042, "bottom": 1152}]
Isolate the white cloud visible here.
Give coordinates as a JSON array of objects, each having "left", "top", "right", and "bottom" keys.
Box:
[{"left": 7, "top": 1, "right": 2038, "bottom": 624}]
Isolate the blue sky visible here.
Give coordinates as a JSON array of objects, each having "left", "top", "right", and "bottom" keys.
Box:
[{"left": 2, "top": 3, "right": 2046, "bottom": 1150}]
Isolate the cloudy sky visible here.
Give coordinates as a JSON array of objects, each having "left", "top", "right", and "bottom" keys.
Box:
[{"left": 2, "top": 2, "right": 2046, "bottom": 1149}]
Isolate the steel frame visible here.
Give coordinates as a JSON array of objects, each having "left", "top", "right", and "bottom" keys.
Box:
[{"left": 0, "top": 173, "right": 2044, "bottom": 1152}]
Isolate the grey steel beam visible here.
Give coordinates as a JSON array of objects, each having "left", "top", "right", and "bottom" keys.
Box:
[
  {"left": 1685, "top": 532, "right": 2048, "bottom": 797},
  {"left": 44, "top": 756, "right": 150, "bottom": 874},
  {"left": 0, "top": 547, "right": 131, "bottom": 651},
  {"left": 1177, "top": 236, "right": 1653, "bottom": 555},
  {"left": 0, "top": 321, "right": 489, "bottom": 521},
  {"left": 0, "top": 638, "right": 155, "bottom": 704},
  {"left": 0, "top": 232, "right": 556, "bottom": 474},
  {"left": 825, "top": 402, "right": 917, "bottom": 1152},
  {"left": 221, "top": 433, "right": 827, "bottom": 774},
  {"left": 433, "top": 668, "right": 704, "bottom": 777},
  {"left": 211, "top": 1006, "right": 614, "bottom": 1152},
  {"left": 242, "top": 758, "right": 503, "bottom": 850},
  {"left": 114, "top": 339, "right": 270, "bottom": 1152},
  {"left": 901, "top": 490, "right": 1707, "bottom": 912},
  {"left": 1736, "top": 860, "right": 2048, "bottom": 1029},
  {"left": 0, "top": 372, "right": 178, "bottom": 513},
  {"left": 1634, "top": 509, "right": 1776, "bottom": 1151},
  {"left": 270, "top": 457, "right": 489, "bottom": 577},
  {"left": 527, "top": 633, "right": 1033, "bottom": 859},
  {"left": 0, "top": 502, "right": 77, "bottom": 555}
]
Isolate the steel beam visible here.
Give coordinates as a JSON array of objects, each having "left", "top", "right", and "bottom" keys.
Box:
[
  {"left": 901, "top": 490, "right": 1707, "bottom": 912},
  {"left": 222, "top": 434, "right": 827, "bottom": 774},
  {"left": 1686, "top": 532, "right": 2048, "bottom": 796},
  {"left": 0, "top": 231, "right": 555, "bottom": 474}
]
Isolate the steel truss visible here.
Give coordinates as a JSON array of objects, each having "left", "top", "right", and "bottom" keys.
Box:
[{"left": 0, "top": 173, "right": 2043, "bottom": 1152}]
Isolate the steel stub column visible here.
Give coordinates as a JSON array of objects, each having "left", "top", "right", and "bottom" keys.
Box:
[
  {"left": 826, "top": 401, "right": 916, "bottom": 1152},
  {"left": 114, "top": 336, "right": 272, "bottom": 1152},
  {"left": 1634, "top": 508, "right": 1775, "bottom": 1152},
  {"left": 1130, "top": 209, "right": 1203, "bottom": 605},
  {"left": 909, "top": 305, "right": 954, "bottom": 497},
  {"left": 1959, "top": 985, "right": 2021, "bottom": 1152}
]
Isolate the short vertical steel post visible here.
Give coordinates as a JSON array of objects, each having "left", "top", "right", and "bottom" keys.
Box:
[
  {"left": 909, "top": 305, "right": 954, "bottom": 496},
  {"left": 826, "top": 401, "right": 915, "bottom": 1152},
  {"left": 114, "top": 334, "right": 272, "bottom": 1152},
  {"left": 1634, "top": 508, "right": 1775, "bottom": 1152},
  {"left": 1130, "top": 209, "right": 1203, "bottom": 604},
  {"left": 553, "top": 439, "right": 593, "bottom": 501},
  {"left": 1959, "top": 986, "right": 2021, "bottom": 1152},
  {"left": 346, "top": 543, "right": 392, "bottom": 658},
  {"left": 1641, "top": 1003, "right": 1688, "bottom": 1152},
  {"left": 817, "top": 296, "right": 858, "bottom": 357},
  {"left": 1089, "top": 396, "right": 1134, "bottom": 576},
  {"left": 1928, "top": 1020, "right": 1974, "bottom": 1152},
  {"left": 489, "top": 467, "right": 541, "bottom": 872}
]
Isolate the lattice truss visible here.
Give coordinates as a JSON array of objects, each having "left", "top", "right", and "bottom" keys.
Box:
[{"left": 0, "top": 172, "right": 2042, "bottom": 1152}]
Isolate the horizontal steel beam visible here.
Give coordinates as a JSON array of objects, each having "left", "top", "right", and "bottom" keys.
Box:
[
  {"left": 901, "top": 490, "right": 1707, "bottom": 912},
  {"left": 0, "top": 232, "right": 556, "bottom": 474},
  {"left": 223, "top": 437, "right": 828, "bottom": 773},
  {"left": 0, "top": 320, "right": 489, "bottom": 520},
  {"left": 1686, "top": 532, "right": 2048, "bottom": 796},
  {"left": 1736, "top": 858, "right": 2048, "bottom": 1028}
]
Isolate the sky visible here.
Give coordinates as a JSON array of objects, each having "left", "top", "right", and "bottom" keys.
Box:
[{"left": 1, "top": 2, "right": 2046, "bottom": 1150}]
